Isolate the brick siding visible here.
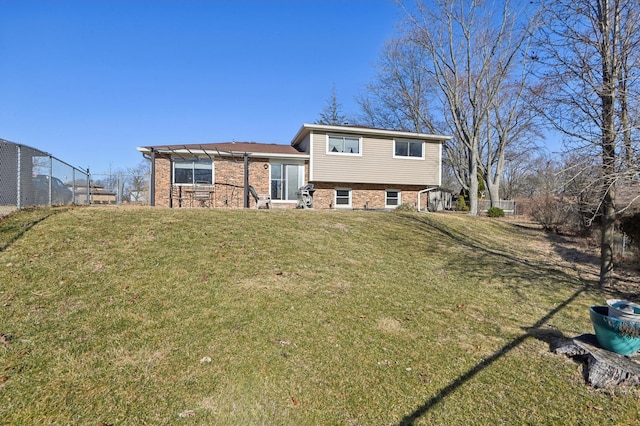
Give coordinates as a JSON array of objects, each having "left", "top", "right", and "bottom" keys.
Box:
[
  {"left": 153, "top": 156, "right": 430, "bottom": 211},
  {"left": 153, "top": 156, "right": 284, "bottom": 208},
  {"left": 309, "top": 182, "right": 429, "bottom": 210}
]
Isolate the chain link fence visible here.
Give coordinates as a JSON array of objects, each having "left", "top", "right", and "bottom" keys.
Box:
[
  {"left": 1, "top": 139, "right": 90, "bottom": 217},
  {"left": 1, "top": 139, "right": 151, "bottom": 216}
]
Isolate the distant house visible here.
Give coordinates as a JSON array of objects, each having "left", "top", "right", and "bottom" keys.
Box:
[
  {"left": 137, "top": 124, "right": 451, "bottom": 210},
  {"left": 74, "top": 182, "right": 117, "bottom": 205}
]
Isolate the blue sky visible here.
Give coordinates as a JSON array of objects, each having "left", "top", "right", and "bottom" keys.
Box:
[{"left": 0, "top": 0, "right": 401, "bottom": 174}]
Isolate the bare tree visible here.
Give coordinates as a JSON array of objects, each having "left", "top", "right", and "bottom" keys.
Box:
[
  {"left": 126, "top": 160, "right": 150, "bottom": 203},
  {"left": 535, "top": 0, "right": 640, "bottom": 286},
  {"left": 616, "top": 4, "right": 640, "bottom": 172},
  {"left": 358, "top": 39, "right": 438, "bottom": 133},
  {"left": 361, "top": 0, "right": 535, "bottom": 215},
  {"left": 480, "top": 77, "right": 543, "bottom": 206},
  {"left": 501, "top": 151, "right": 553, "bottom": 199}
]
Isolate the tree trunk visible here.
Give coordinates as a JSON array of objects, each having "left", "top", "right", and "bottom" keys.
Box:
[
  {"left": 486, "top": 176, "right": 501, "bottom": 208},
  {"left": 600, "top": 187, "right": 616, "bottom": 286},
  {"left": 468, "top": 149, "right": 479, "bottom": 216},
  {"left": 598, "top": 0, "right": 618, "bottom": 287}
]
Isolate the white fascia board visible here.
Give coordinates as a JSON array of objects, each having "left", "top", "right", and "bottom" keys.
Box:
[
  {"left": 256, "top": 153, "right": 310, "bottom": 160},
  {"left": 138, "top": 146, "right": 308, "bottom": 160},
  {"left": 291, "top": 123, "right": 452, "bottom": 146},
  {"left": 438, "top": 143, "right": 442, "bottom": 187}
]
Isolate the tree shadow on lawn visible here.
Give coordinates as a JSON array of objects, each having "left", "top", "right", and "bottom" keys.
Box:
[
  {"left": 0, "top": 208, "right": 60, "bottom": 252},
  {"left": 545, "top": 230, "right": 640, "bottom": 300},
  {"left": 545, "top": 232, "right": 600, "bottom": 272},
  {"left": 397, "top": 215, "right": 598, "bottom": 425},
  {"left": 398, "top": 285, "right": 586, "bottom": 426},
  {"left": 400, "top": 214, "right": 589, "bottom": 293}
]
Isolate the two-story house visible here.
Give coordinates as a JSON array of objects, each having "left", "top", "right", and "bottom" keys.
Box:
[{"left": 136, "top": 124, "right": 450, "bottom": 210}]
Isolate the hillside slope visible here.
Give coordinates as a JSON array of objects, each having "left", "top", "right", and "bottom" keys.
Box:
[{"left": 0, "top": 207, "right": 636, "bottom": 424}]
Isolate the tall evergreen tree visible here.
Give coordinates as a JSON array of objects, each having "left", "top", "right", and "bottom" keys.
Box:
[{"left": 317, "top": 84, "right": 347, "bottom": 126}]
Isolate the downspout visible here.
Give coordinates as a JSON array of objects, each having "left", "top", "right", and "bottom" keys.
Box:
[
  {"left": 417, "top": 187, "right": 438, "bottom": 213},
  {"left": 149, "top": 148, "right": 155, "bottom": 206}
]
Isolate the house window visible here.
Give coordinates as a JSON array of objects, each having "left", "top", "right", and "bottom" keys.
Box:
[
  {"left": 394, "top": 140, "right": 424, "bottom": 159},
  {"left": 173, "top": 159, "right": 213, "bottom": 184},
  {"left": 271, "top": 162, "right": 303, "bottom": 201},
  {"left": 335, "top": 189, "right": 352, "bottom": 208},
  {"left": 327, "top": 135, "right": 361, "bottom": 155},
  {"left": 386, "top": 190, "right": 401, "bottom": 208}
]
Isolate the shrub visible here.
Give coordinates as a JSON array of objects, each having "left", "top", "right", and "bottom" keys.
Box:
[
  {"left": 487, "top": 207, "right": 505, "bottom": 218},
  {"left": 456, "top": 196, "right": 469, "bottom": 212},
  {"left": 395, "top": 203, "right": 415, "bottom": 212},
  {"left": 529, "top": 195, "right": 566, "bottom": 232},
  {"left": 529, "top": 194, "right": 585, "bottom": 234}
]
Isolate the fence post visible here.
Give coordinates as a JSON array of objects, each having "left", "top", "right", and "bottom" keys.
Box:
[
  {"left": 117, "top": 173, "right": 122, "bottom": 205},
  {"left": 87, "top": 169, "right": 91, "bottom": 205},
  {"left": 72, "top": 168, "right": 76, "bottom": 204},
  {"left": 16, "top": 145, "right": 21, "bottom": 209},
  {"left": 47, "top": 156, "right": 53, "bottom": 206}
]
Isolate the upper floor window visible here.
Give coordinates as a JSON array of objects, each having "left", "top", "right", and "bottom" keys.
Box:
[
  {"left": 327, "top": 135, "right": 361, "bottom": 155},
  {"left": 394, "top": 140, "right": 424, "bottom": 159},
  {"left": 173, "top": 159, "right": 213, "bottom": 184}
]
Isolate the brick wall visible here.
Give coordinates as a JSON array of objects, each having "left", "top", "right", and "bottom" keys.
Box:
[
  {"left": 152, "top": 155, "right": 273, "bottom": 208},
  {"left": 154, "top": 157, "right": 172, "bottom": 207},
  {"left": 213, "top": 158, "right": 244, "bottom": 208},
  {"left": 152, "top": 155, "right": 430, "bottom": 210},
  {"left": 310, "top": 182, "right": 428, "bottom": 210}
]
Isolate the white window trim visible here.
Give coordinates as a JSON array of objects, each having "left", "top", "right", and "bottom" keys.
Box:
[
  {"left": 334, "top": 188, "right": 352, "bottom": 208},
  {"left": 385, "top": 189, "right": 401, "bottom": 208},
  {"left": 269, "top": 161, "right": 305, "bottom": 203},
  {"left": 393, "top": 139, "right": 425, "bottom": 160},
  {"left": 172, "top": 158, "right": 214, "bottom": 185},
  {"left": 326, "top": 134, "right": 363, "bottom": 156}
]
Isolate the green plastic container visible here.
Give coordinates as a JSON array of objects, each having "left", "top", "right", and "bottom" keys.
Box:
[{"left": 590, "top": 306, "right": 640, "bottom": 355}]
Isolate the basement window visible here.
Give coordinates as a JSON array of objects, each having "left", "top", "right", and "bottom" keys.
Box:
[
  {"left": 386, "top": 190, "right": 401, "bottom": 208},
  {"left": 335, "top": 188, "right": 352, "bottom": 208}
]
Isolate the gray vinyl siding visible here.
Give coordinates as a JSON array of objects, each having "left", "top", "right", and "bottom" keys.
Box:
[{"left": 310, "top": 132, "right": 441, "bottom": 186}]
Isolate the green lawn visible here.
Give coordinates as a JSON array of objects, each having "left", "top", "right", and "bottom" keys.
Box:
[{"left": 0, "top": 206, "right": 637, "bottom": 425}]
